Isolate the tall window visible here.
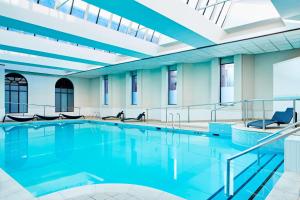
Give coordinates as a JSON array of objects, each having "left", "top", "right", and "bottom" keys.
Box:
[
  {"left": 55, "top": 78, "right": 74, "bottom": 112},
  {"left": 131, "top": 72, "right": 137, "bottom": 105},
  {"left": 220, "top": 57, "right": 234, "bottom": 104},
  {"left": 168, "top": 67, "right": 177, "bottom": 105},
  {"left": 103, "top": 75, "right": 109, "bottom": 105},
  {"left": 5, "top": 73, "right": 28, "bottom": 113}
]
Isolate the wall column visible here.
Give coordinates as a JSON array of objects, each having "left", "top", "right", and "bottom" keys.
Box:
[
  {"left": 0, "top": 69, "right": 5, "bottom": 118},
  {"left": 161, "top": 66, "right": 168, "bottom": 107},
  {"left": 210, "top": 58, "right": 220, "bottom": 104}
]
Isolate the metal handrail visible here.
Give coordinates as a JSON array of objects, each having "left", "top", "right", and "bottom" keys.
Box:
[
  {"left": 257, "top": 121, "right": 300, "bottom": 143},
  {"left": 146, "top": 98, "right": 300, "bottom": 111},
  {"left": 225, "top": 124, "right": 300, "bottom": 196},
  {"left": 210, "top": 105, "right": 232, "bottom": 122},
  {"left": 169, "top": 113, "right": 174, "bottom": 129},
  {"left": 177, "top": 113, "right": 181, "bottom": 128},
  {"left": 145, "top": 98, "right": 299, "bottom": 124},
  {"left": 5, "top": 102, "right": 81, "bottom": 115}
]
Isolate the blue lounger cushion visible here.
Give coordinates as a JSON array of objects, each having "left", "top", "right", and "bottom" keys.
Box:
[
  {"left": 247, "top": 108, "right": 294, "bottom": 129},
  {"left": 247, "top": 120, "right": 277, "bottom": 129}
]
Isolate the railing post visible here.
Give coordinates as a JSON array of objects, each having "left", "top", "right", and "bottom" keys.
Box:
[
  {"left": 165, "top": 107, "right": 168, "bottom": 123},
  {"left": 165, "top": 108, "right": 168, "bottom": 128},
  {"left": 243, "top": 100, "right": 246, "bottom": 126},
  {"left": 225, "top": 159, "right": 231, "bottom": 196},
  {"left": 177, "top": 113, "right": 181, "bottom": 128},
  {"left": 262, "top": 100, "right": 265, "bottom": 130},
  {"left": 187, "top": 106, "right": 190, "bottom": 123},
  {"left": 146, "top": 108, "right": 149, "bottom": 122},
  {"left": 293, "top": 99, "right": 296, "bottom": 124},
  {"left": 43, "top": 105, "right": 46, "bottom": 116},
  {"left": 214, "top": 104, "right": 217, "bottom": 122},
  {"left": 169, "top": 113, "right": 174, "bottom": 129},
  {"left": 245, "top": 100, "right": 248, "bottom": 124}
]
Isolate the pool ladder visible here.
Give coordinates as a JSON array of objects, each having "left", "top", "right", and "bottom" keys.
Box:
[{"left": 167, "top": 113, "right": 181, "bottom": 129}]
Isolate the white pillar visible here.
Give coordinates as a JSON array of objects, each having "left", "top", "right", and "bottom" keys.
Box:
[
  {"left": 161, "top": 66, "right": 168, "bottom": 107},
  {"left": 210, "top": 58, "right": 220, "bottom": 104},
  {"left": 0, "top": 69, "right": 5, "bottom": 119},
  {"left": 285, "top": 135, "right": 300, "bottom": 173},
  {"left": 177, "top": 64, "right": 183, "bottom": 106}
]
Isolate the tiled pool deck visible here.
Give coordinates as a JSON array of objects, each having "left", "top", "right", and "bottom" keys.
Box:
[
  {"left": 38, "top": 184, "right": 184, "bottom": 200},
  {"left": 266, "top": 172, "right": 300, "bottom": 200},
  {"left": 0, "top": 168, "right": 183, "bottom": 200},
  {"left": 0, "top": 169, "right": 36, "bottom": 200}
]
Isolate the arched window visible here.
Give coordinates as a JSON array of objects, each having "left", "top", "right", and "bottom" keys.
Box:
[
  {"left": 55, "top": 78, "right": 74, "bottom": 112},
  {"left": 5, "top": 73, "right": 28, "bottom": 113}
]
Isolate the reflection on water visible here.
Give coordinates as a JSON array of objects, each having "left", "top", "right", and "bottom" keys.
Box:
[
  {"left": 55, "top": 124, "right": 74, "bottom": 160},
  {"left": 3, "top": 126, "right": 28, "bottom": 169},
  {"left": 0, "top": 122, "right": 255, "bottom": 199}
]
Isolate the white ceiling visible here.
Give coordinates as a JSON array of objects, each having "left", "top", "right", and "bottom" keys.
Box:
[{"left": 71, "top": 28, "right": 300, "bottom": 78}]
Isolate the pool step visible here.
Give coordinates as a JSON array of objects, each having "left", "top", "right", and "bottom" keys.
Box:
[
  {"left": 231, "top": 154, "right": 283, "bottom": 200},
  {"left": 208, "top": 154, "right": 283, "bottom": 200},
  {"left": 253, "top": 162, "right": 284, "bottom": 200}
]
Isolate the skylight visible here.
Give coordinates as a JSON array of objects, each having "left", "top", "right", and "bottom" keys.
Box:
[
  {"left": 27, "top": 0, "right": 161, "bottom": 44},
  {"left": 182, "top": 0, "right": 232, "bottom": 27}
]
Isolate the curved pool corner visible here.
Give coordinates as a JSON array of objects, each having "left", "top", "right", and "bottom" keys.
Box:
[{"left": 38, "top": 184, "right": 184, "bottom": 200}]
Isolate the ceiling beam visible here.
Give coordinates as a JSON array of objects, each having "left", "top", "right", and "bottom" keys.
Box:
[
  {"left": 0, "top": 52, "right": 96, "bottom": 72},
  {"left": 0, "top": 29, "right": 120, "bottom": 65},
  {"left": 83, "top": 0, "right": 224, "bottom": 47}
]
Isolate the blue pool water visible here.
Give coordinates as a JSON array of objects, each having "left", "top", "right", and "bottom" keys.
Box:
[{"left": 0, "top": 121, "right": 280, "bottom": 199}]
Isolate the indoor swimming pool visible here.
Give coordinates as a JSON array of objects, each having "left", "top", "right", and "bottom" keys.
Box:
[{"left": 0, "top": 120, "right": 283, "bottom": 200}]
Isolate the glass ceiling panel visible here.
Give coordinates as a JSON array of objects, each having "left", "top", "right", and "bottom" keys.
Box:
[
  {"left": 98, "top": 9, "right": 111, "bottom": 27},
  {"left": 152, "top": 32, "right": 160, "bottom": 44},
  {"left": 27, "top": 0, "right": 161, "bottom": 44},
  {"left": 187, "top": 0, "right": 198, "bottom": 9},
  {"left": 136, "top": 26, "right": 146, "bottom": 39},
  {"left": 216, "top": 1, "right": 231, "bottom": 27},
  {"left": 119, "top": 18, "right": 130, "bottom": 33},
  {"left": 211, "top": 2, "right": 224, "bottom": 23},
  {"left": 39, "top": 0, "right": 55, "bottom": 9},
  {"left": 203, "top": 0, "right": 216, "bottom": 19},
  {"left": 128, "top": 22, "right": 139, "bottom": 36},
  {"left": 145, "top": 29, "right": 154, "bottom": 42},
  {"left": 71, "top": 0, "right": 87, "bottom": 19},
  {"left": 87, "top": 4, "right": 99, "bottom": 23},
  {"left": 111, "top": 14, "right": 121, "bottom": 30},
  {"left": 57, "top": 0, "right": 73, "bottom": 14},
  {"left": 184, "top": 0, "right": 232, "bottom": 27},
  {"left": 3, "top": 0, "right": 162, "bottom": 58},
  {"left": 198, "top": 0, "right": 209, "bottom": 14}
]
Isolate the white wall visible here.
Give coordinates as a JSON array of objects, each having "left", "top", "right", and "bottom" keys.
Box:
[
  {"left": 273, "top": 56, "right": 300, "bottom": 113},
  {"left": 182, "top": 62, "right": 211, "bottom": 105},
  {"left": 2, "top": 48, "right": 300, "bottom": 122}
]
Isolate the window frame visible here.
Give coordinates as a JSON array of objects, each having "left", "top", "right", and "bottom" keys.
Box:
[
  {"left": 103, "top": 75, "right": 109, "bottom": 105},
  {"left": 219, "top": 57, "right": 235, "bottom": 105},
  {"left": 131, "top": 72, "right": 137, "bottom": 105},
  {"left": 55, "top": 78, "right": 74, "bottom": 112},
  {"left": 5, "top": 73, "right": 28, "bottom": 114},
  {"left": 168, "top": 67, "right": 178, "bottom": 105}
]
